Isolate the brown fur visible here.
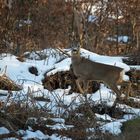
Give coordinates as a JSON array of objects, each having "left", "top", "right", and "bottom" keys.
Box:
[{"left": 71, "top": 48, "right": 131, "bottom": 100}]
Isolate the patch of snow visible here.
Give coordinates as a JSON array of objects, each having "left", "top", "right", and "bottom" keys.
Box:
[
  {"left": 88, "top": 15, "right": 97, "bottom": 22},
  {"left": 100, "top": 121, "right": 122, "bottom": 135},
  {"left": 95, "top": 113, "right": 114, "bottom": 121},
  {"left": 47, "top": 58, "right": 71, "bottom": 76},
  {"left": 0, "top": 127, "right": 10, "bottom": 135},
  {"left": 89, "top": 85, "right": 116, "bottom": 107},
  {"left": 49, "top": 134, "right": 72, "bottom": 140},
  {"left": 107, "top": 36, "right": 129, "bottom": 43},
  {"left": 50, "top": 118, "right": 65, "bottom": 124},
  {"left": 47, "top": 123, "right": 74, "bottom": 130},
  {"left": 22, "top": 130, "right": 49, "bottom": 140},
  {"left": 123, "top": 114, "right": 137, "bottom": 120},
  {"left": 117, "top": 104, "right": 140, "bottom": 116},
  {"left": 130, "top": 65, "right": 140, "bottom": 70},
  {"left": 17, "top": 129, "right": 72, "bottom": 140}
]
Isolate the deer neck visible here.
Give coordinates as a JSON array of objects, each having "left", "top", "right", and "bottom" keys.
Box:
[{"left": 72, "top": 55, "right": 81, "bottom": 64}]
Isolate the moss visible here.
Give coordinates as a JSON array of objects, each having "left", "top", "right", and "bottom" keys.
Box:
[
  {"left": 122, "top": 117, "right": 140, "bottom": 132},
  {"left": 121, "top": 117, "right": 140, "bottom": 140}
]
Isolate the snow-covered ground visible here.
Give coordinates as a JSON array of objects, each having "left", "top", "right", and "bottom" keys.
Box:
[{"left": 0, "top": 48, "right": 140, "bottom": 139}]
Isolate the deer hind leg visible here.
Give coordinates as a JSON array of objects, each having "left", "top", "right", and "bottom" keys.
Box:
[
  {"left": 108, "top": 83, "right": 122, "bottom": 99},
  {"left": 120, "top": 81, "right": 132, "bottom": 98},
  {"left": 107, "top": 83, "right": 122, "bottom": 107}
]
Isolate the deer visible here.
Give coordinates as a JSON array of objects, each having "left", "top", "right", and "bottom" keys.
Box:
[
  {"left": 69, "top": 7, "right": 131, "bottom": 105},
  {"left": 71, "top": 44, "right": 131, "bottom": 103}
]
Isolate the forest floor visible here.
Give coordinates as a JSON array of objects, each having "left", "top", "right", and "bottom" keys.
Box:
[{"left": 0, "top": 48, "right": 140, "bottom": 140}]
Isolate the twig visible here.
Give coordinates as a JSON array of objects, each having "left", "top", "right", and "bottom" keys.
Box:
[
  {"left": 57, "top": 48, "right": 71, "bottom": 57},
  {"left": 0, "top": 132, "right": 20, "bottom": 139}
]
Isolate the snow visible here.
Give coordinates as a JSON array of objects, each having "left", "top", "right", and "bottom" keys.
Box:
[
  {"left": 46, "top": 123, "right": 74, "bottom": 130},
  {"left": 0, "top": 127, "right": 10, "bottom": 135},
  {"left": 17, "top": 129, "right": 72, "bottom": 140},
  {"left": 130, "top": 65, "right": 140, "bottom": 70},
  {"left": 95, "top": 113, "right": 113, "bottom": 121},
  {"left": 21, "top": 130, "right": 49, "bottom": 140},
  {"left": 49, "top": 134, "right": 72, "bottom": 140},
  {"left": 88, "top": 85, "right": 116, "bottom": 107},
  {"left": 47, "top": 58, "right": 71, "bottom": 76},
  {"left": 0, "top": 48, "right": 139, "bottom": 139},
  {"left": 100, "top": 121, "right": 122, "bottom": 135},
  {"left": 51, "top": 118, "right": 65, "bottom": 123},
  {"left": 117, "top": 104, "right": 140, "bottom": 116},
  {"left": 17, "top": 129, "right": 71, "bottom": 140},
  {"left": 88, "top": 15, "right": 97, "bottom": 22},
  {"left": 123, "top": 114, "right": 136, "bottom": 120},
  {"left": 87, "top": 2, "right": 124, "bottom": 22},
  {"left": 107, "top": 36, "right": 129, "bottom": 43}
]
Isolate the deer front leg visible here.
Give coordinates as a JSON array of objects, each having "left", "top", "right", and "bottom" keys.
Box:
[
  {"left": 76, "top": 79, "right": 84, "bottom": 94},
  {"left": 76, "top": 78, "right": 89, "bottom": 94},
  {"left": 83, "top": 80, "right": 89, "bottom": 93},
  {"left": 107, "top": 82, "right": 122, "bottom": 107}
]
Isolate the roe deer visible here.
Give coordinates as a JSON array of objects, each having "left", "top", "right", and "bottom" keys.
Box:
[{"left": 71, "top": 45, "right": 131, "bottom": 100}]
